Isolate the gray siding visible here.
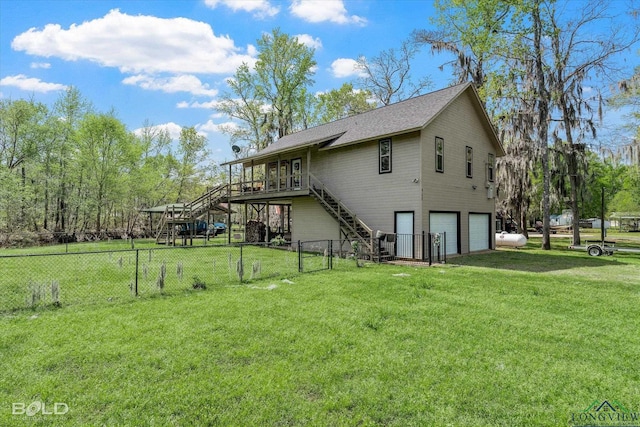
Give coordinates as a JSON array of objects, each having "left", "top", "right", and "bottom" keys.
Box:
[
  {"left": 291, "top": 196, "right": 341, "bottom": 242},
  {"left": 421, "top": 89, "right": 497, "bottom": 253},
  {"left": 309, "top": 132, "right": 422, "bottom": 235}
]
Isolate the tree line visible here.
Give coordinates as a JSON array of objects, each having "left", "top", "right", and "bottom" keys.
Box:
[{"left": 0, "top": 88, "right": 210, "bottom": 236}]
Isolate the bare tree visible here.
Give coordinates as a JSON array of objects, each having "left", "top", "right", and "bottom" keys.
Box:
[{"left": 356, "top": 39, "right": 432, "bottom": 106}]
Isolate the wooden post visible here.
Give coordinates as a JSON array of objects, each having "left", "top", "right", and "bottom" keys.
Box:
[
  {"left": 244, "top": 203, "right": 248, "bottom": 242},
  {"left": 266, "top": 201, "right": 270, "bottom": 243}
]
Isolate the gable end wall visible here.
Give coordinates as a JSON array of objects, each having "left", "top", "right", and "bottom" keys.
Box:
[{"left": 421, "top": 90, "right": 497, "bottom": 253}]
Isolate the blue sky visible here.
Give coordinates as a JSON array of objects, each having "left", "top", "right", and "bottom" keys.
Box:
[{"left": 1, "top": 0, "right": 638, "bottom": 163}]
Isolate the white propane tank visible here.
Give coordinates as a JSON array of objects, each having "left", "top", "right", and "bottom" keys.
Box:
[{"left": 495, "top": 231, "right": 527, "bottom": 248}]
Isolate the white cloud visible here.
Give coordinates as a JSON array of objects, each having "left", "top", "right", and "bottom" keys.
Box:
[
  {"left": 197, "top": 119, "right": 234, "bottom": 134},
  {"left": 177, "top": 100, "right": 221, "bottom": 109},
  {"left": 290, "top": 0, "right": 367, "bottom": 25},
  {"left": 330, "top": 58, "right": 366, "bottom": 78},
  {"left": 294, "top": 34, "right": 322, "bottom": 50},
  {"left": 11, "top": 9, "right": 256, "bottom": 75},
  {"left": 247, "top": 44, "right": 258, "bottom": 57},
  {"left": 122, "top": 74, "right": 218, "bottom": 97},
  {"left": 133, "top": 122, "right": 183, "bottom": 140},
  {"left": 30, "top": 62, "right": 51, "bottom": 69},
  {"left": 204, "top": 0, "right": 279, "bottom": 18},
  {"left": 0, "top": 74, "right": 67, "bottom": 93}
]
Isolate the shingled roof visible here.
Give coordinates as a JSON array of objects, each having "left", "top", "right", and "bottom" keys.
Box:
[{"left": 225, "top": 82, "right": 503, "bottom": 165}]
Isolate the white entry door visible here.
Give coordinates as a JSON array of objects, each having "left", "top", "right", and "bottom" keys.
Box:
[
  {"left": 395, "top": 212, "right": 414, "bottom": 258},
  {"left": 429, "top": 212, "right": 459, "bottom": 255},
  {"left": 469, "top": 213, "right": 490, "bottom": 252}
]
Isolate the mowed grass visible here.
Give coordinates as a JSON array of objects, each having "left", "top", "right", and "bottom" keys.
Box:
[{"left": 1, "top": 239, "right": 639, "bottom": 426}]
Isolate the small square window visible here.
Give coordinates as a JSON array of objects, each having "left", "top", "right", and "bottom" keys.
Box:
[
  {"left": 435, "top": 137, "right": 444, "bottom": 173},
  {"left": 466, "top": 146, "right": 473, "bottom": 178},
  {"left": 379, "top": 139, "right": 391, "bottom": 173}
]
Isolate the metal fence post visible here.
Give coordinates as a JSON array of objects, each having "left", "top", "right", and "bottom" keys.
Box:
[
  {"left": 298, "top": 240, "right": 302, "bottom": 273},
  {"left": 239, "top": 244, "right": 244, "bottom": 283},
  {"left": 135, "top": 249, "right": 139, "bottom": 296},
  {"left": 443, "top": 231, "right": 447, "bottom": 264},
  {"left": 329, "top": 240, "right": 333, "bottom": 270}
]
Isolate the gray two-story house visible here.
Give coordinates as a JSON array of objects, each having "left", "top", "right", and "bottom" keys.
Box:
[{"left": 222, "top": 82, "right": 504, "bottom": 258}]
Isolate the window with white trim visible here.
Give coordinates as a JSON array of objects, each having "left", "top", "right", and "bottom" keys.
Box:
[
  {"left": 379, "top": 138, "right": 391, "bottom": 173},
  {"left": 435, "top": 137, "right": 444, "bottom": 172},
  {"left": 466, "top": 146, "right": 473, "bottom": 178},
  {"left": 487, "top": 153, "right": 495, "bottom": 182}
]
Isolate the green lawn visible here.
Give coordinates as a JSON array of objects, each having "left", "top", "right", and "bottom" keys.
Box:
[{"left": 1, "top": 239, "right": 639, "bottom": 426}]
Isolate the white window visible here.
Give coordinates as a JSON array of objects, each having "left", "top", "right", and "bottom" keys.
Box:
[
  {"left": 487, "top": 153, "right": 495, "bottom": 182},
  {"left": 435, "top": 137, "right": 444, "bottom": 173},
  {"left": 379, "top": 139, "right": 391, "bottom": 174}
]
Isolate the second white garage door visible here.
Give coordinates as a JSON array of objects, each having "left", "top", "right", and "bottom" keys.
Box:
[{"left": 469, "top": 213, "right": 490, "bottom": 252}]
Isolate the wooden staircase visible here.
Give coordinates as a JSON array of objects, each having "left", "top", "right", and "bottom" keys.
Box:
[
  {"left": 308, "top": 174, "right": 375, "bottom": 255},
  {"left": 155, "top": 184, "right": 229, "bottom": 244}
]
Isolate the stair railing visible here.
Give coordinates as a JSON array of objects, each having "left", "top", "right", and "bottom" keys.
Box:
[
  {"left": 308, "top": 173, "right": 373, "bottom": 245},
  {"left": 154, "top": 184, "right": 230, "bottom": 243}
]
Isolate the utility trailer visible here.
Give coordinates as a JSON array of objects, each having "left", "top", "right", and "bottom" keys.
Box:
[
  {"left": 569, "top": 241, "right": 640, "bottom": 256},
  {"left": 569, "top": 241, "right": 615, "bottom": 257}
]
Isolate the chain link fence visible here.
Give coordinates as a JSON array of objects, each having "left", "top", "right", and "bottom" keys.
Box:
[{"left": 0, "top": 239, "right": 367, "bottom": 313}]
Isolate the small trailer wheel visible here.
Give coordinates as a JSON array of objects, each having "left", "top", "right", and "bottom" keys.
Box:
[{"left": 587, "top": 244, "right": 603, "bottom": 257}]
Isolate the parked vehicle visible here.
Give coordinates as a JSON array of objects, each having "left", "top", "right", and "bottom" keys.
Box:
[{"left": 178, "top": 220, "right": 208, "bottom": 236}]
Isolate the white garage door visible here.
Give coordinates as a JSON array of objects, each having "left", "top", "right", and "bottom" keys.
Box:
[
  {"left": 429, "top": 212, "right": 458, "bottom": 255},
  {"left": 469, "top": 213, "right": 490, "bottom": 252}
]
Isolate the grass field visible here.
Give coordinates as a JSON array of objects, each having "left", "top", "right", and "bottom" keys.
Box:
[{"left": 1, "top": 237, "right": 639, "bottom": 426}]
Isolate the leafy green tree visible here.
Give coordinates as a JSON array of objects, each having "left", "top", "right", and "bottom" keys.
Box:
[
  {"left": 130, "top": 123, "right": 179, "bottom": 212},
  {"left": 255, "top": 29, "right": 316, "bottom": 138},
  {"left": 217, "top": 29, "right": 316, "bottom": 150},
  {"left": 608, "top": 166, "right": 640, "bottom": 214},
  {"left": 217, "top": 63, "right": 273, "bottom": 150},
  {"left": 51, "top": 86, "right": 93, "bottom": 232},
  {"left": 581, "top": 153, "right": 627, "bottom": 218},
  {"left": 316, "top": 83, "right": 376, "bottom": 123},
  {"left": 0, "top": 98, "right": 48, "bottom": 230},
  {"left": 175, "top": 126, "right": 208, "bottom": 202},
  {"left": 76, "top": 113, "right": 135, "bottom": 232}
]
